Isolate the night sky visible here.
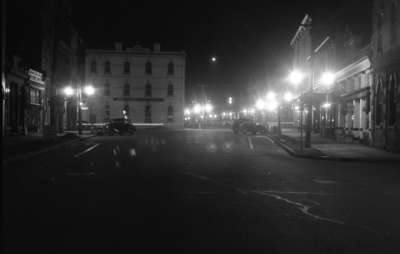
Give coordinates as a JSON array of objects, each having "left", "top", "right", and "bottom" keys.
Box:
[{"left": 71, "top": 0, "right": 354, "bottom": 106}]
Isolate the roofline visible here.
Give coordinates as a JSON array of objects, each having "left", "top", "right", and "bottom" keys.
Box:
[
  {"left": 335, "top": 56, "right": 371, "bottom": 82},
  {"left": 85, "top": 49, "right": 187, "bottom": 57}
]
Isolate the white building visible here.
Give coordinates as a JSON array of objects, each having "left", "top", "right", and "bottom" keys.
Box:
[
  {"left": 84, "top": 43, "right": 186, "bottom": 129},
  {"left": 334, "top": 48, "right": 373, "bottom": 144}
]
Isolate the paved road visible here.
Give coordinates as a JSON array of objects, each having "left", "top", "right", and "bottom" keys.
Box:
[{"left": 3, "top": 129, "right": 400, "bottom": 253}]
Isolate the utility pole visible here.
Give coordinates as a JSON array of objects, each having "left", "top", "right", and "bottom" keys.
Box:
[{"left": 304, "top": 36, "right": 330, "bottom": 148}]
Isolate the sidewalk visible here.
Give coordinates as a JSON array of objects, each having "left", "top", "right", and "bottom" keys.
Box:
[
  {"left": 269, "top": 128, "right": 400, "bottom": 162},
  {"left": 3, "top": 131, "right": 94, "bottom": 164}
]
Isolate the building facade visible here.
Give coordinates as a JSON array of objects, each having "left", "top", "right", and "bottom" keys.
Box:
[
  {"left": 4, "top": 0, "right": 83, "bottom": 136},
  {"left": 84, "top": 43, "right": 185, "bottom": 129},
  {"left": 4, "top": 56, "right": 46, "bottom": 136},
  {"left": 370, "top": 0, "right": 400, "bottom": 151},
  {"left": 289, "top": 1, "right": 395, "bottom": 149},
  {"left": 333, "top": 47, "right": 373, "bottom": 144},
  {"left": 290, "top": 14, "right": 337, "bottom": 135}
]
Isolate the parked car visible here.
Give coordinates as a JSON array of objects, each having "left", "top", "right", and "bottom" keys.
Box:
[
  {"left": 232, "top": 119, "right": 267, "bottom": 135},
  {"left": 241, "top": 121, "right": 267, "bottom": 135},
  {"left": 104, "top": 118, "right": 136, "bottom": 135},
  {"left": 75, "top": 120, "right": 91, "bottom": 131}
]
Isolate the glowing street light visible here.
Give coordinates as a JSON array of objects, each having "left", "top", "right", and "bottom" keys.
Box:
[
  {"left": 266, "top": 91, "right": 276, "bottom": 101},
  {"left": 322, "top": 102, "right": 332, "bottom": 109},
  {"left": 193, "top": 104, "right": 202, "bottom": 114},
  {"left": 211, "top": 56, "right": 217, "bottom": 62},
  {"left": 284, "top": 92, "right": 294, "bottom": 102},
  {"left": 63, "top": 86, "right": 75, "bottom": 97},
  {"left": 228, "top": 97, "right": 233, "bottom": 105},
  {"left": 320, "top": 71, "right": 335, "bottom": 86},
  {"left": 204, "top": 103, "right": 213, "bottom": 113},
  {"left": 83, "top": 85, "right": 95, "bottom": 96},
  {"left": 288, "top": 70, "right": 304, "bottom": 86},
  {"left": 256, "top": 99, "right": 265, "bottom": 110},
  {"left": 265, "top": 101, "right": 279, "bottom": 112}
]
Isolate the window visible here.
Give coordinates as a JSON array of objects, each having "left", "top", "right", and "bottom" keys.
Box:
[
  {"left": 89, "top": 113, "right": 97, "bottom": 123},
  {"left": 145, "top": 61, "right": 152, "bottom": 74},
  {"left": 167, "top": 105, "right": 174, "bottom": 122},
  {"left": 124, "top": 62, "right": 130, "bottom": 74},
  {"left": 391, "top": 2, "right": 398, "bottom": 46},
  {"left": 167, "top": 61, "right": 174, "bottom": 75},
  {"left": 104, "top": 61, "right": 111, "bottom": 74},
  {"left": 145, "top": 105, "right": 152, "bottom": 123},
  {"left": 377, "top": 5, "right": 384, "bottom": 53},
  {"left": 145, "top": 82, "right": 152, "bottom": 97},
  {"left": 90, "top": 61, "right": 97, "bottom": 73},
  {"left": 104, "top": 102, "right": 110, "bottom": 121},
  {"left": 104, "top": 82, "right": 110, "bottom": 96},
  {"left": 124, "top": 83, "right": 130, "bottom": 97},
  {"left": 167, "top": 83, "right": 174, "bottom": 96},
  {"left": 30, "top": 88, "right": 41, "bottom": 105}
]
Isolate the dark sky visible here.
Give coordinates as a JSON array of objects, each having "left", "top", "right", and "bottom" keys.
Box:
[{"left": 71, "top": 0, "right": 355, "bottom": 105}]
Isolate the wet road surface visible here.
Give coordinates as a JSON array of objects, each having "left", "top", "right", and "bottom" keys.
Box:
[{"left": 3, "top": 129, "right": 400, "bottom": 253}]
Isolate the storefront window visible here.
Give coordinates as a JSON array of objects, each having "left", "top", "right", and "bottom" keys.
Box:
[
  {"left": 30, "top": 88, "right": 41, "bottom": 105},
  {"left": 389, "top": 75, "right": 396, "bottom": 125},
  {"left": 376, "top": 82, "right": 384, "bottom": 124}
]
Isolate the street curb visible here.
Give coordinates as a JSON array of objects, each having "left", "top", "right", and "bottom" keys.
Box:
[
  {"left": 267, "top": 135, "right": 400, "bottom": 163},
  {"left": 3, "top": 135, "right": 95, "bottom": 165}
]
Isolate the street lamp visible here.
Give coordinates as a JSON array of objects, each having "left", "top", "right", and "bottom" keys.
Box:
[
  {"left": 193, "top": 104, "right": 202, "bottom": 114},
  {"left": 320, "top": 71, "right": 335, "bottom": 86},
  {"left": 256, "top": 99, "right": 265, "bottom": 110},
  {"left": 184, "top": 108, "right": 191, "bottom": 116},
  {"left": 63, "top": 86, "right": 75, "bottom": 97},
  {"left": 288, "top": 70, "right": 305, "bottom": 86},
  {"left": 62, "top": 84, "right": 96, "bottom": 135},
  {"left": 204, "top": 103, "right": 213, "bottom": 113},
  {"left": 83, "top": 85, "right": 95, "bottom": 96},
  {"left": 62, "top": 86, "right": 76, "bottom": 130},
  {"left": 284, "top": 92, "right": 294, "bottom": 102},
  {"left": 322, "top": 102, "right": 331, "bottom": 109},
  {"left": 266, "top": 91, "right": 276, "bottom": 101}
]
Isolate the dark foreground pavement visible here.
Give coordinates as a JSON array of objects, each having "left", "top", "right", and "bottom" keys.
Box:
[{"left": 3, "top": 129, "right": 400, "bottom": 253}]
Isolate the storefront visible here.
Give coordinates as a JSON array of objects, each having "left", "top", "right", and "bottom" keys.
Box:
[
  {"left": 5, "top": 67, "right": 46, "bottom": 136},
  {"left": 26, "top": 69, "right": 46, "bottom": 135},
  {"left": 333, "top": 55, "right": 373, "bottom": 144}
]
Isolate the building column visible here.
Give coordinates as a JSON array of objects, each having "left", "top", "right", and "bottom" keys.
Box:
[
  {"left": 354, "top": 99, "right": 361, "bottom": 129},
  {"left": 360, "top": 98, "right": 367, "bottom": 130}
]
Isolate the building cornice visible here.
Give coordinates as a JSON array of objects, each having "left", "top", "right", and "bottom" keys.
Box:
[{"left": 335, "top": 56, "right": 371, "bottom": 82}]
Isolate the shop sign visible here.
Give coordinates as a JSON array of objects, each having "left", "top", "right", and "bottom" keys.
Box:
[{"left": 27, "top": 69, "right": 45, "bottom": 85}]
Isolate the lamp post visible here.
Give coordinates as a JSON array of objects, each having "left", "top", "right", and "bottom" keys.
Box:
[
  {"left": 276, "top": 92, "right": 294, "bottom": 137},
  {"left": 288, "top": 35, "right": 332, "bottom": 148},
  {"left": 288, "top": 70, "right": 305, "bottom": 150},
  {"left": 62, "top": 86, "right": 75, "bottom": 131},
  {"left": 62, "top": 84, "right": 95, "bottom": 135}
]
